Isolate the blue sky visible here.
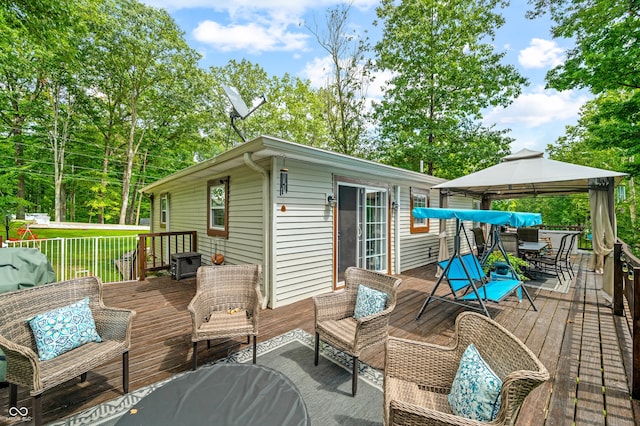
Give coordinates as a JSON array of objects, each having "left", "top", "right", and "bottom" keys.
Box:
[{"left": 141, "top": 0, "right": 591, "bottom": 156}]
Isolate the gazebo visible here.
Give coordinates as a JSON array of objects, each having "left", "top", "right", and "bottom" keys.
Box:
[{"left": 433, "top": 148, "right": 627, "bottom": 296}]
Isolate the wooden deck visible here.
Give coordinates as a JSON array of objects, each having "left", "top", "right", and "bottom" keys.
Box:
[{"left": 1, "top": 253, "right": 639, "bottom": 425}]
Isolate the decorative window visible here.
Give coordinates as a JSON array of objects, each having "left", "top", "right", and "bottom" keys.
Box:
[
  {"left": 410, "top": 188, "right": 430, "bottom": 233},
  {"left": 160, "top": 193, "right": 168, "bottom": 228},
  {"left": 207, "top": 178, "right": 229, "bottom": 238}
]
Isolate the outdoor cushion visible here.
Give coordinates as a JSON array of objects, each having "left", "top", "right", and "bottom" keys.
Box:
[
  {"left": 28, "top": 297, "right": 102, "bottom": 361},
  {"left": 448, "top": 343, "right": 502, "bottom": 422},
  {"left": 353, "top": 284, "right": 387, "bottom": 320}
]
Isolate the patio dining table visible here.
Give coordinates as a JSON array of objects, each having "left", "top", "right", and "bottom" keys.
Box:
[{"left": 518, "top": 241, "right": 548, "bottom": 258}]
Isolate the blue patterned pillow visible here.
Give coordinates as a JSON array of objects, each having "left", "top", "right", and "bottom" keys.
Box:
[
  {"left": 28, "top": 297, "right": 102, "bottom": 361},
  {"left": 353, "top": 284, "right": 387, "bottom": 320},
  {"left": 448, "top": 343, "right": 502, "bottom": 421}
]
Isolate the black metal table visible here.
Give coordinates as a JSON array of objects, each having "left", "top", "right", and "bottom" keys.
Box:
[{"left": 115, "top": 363, "right": 310, "bottom": 426}]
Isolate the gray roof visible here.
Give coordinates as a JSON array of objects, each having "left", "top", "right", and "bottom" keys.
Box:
[
  {"left": 434, "top": 149, "right": 627, "bottom": 199},
  {"left": 141, "top": 135, "right": 445, "bottom": 193}
]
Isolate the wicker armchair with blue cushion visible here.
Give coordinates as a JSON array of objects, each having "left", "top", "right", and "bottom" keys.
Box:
[
  {"left": 314, "top": 267, "right": 401, "bottom": 396},
  {"left": 0, "top": 276, "right": 135, "bottom": 426},
  {"left": 384, "top": 312, "right": 549, "bottom": 425}
]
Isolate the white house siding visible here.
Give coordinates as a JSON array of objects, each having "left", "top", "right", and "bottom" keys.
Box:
[
  {"left": 146, "top": 164, "right": 265, "bottom": 273},
  {"left": 398, "top": 186, "right": 439, "bottom": 272},
  {"left": 271, "top": 159, "right": 334, "bottom": 308}
]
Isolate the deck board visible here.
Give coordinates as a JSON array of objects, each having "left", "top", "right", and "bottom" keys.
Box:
[{"left": 0, "top": 252, "right": 638, "bottom": 425}]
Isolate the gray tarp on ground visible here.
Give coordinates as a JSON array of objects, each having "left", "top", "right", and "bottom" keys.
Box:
[
  {"left": 0, "top": 248, "right": 56, "bottom": 382},
  {"left": 0, "top": 248, "right": 56, "bottom": 293}
]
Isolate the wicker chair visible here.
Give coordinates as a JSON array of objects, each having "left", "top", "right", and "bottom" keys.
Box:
[
  {"left": 188, "top": 264, "right": 262, "bottom": 370},
  {"left": 314, "top": 267, "right": 401, "bottom": 396},
  {"left": 384, "top": 312, "right": 549, "bottom": 426},
  {"left": 0, "top": 276, "right": 135, "bottom": 426}
]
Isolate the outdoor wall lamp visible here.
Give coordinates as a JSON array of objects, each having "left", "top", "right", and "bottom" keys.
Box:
[
  {"left": 327, "top": 194, "right": 337, "bottom": 206},
  {"left": 391, "top": 201, "right": 398, "bottom": 210}
]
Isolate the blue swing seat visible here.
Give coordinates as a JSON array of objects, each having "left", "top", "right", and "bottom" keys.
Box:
[{"left": 439, "top": 253, "right": 523, "bottom": 304}]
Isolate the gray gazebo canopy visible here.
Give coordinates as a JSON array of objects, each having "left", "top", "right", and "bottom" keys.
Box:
[
  {"left": 433, "top": 148, "right": 627, "bottom": 296},
  {"left": 434, "top": 148, "right": 626, "bottom": 201}
]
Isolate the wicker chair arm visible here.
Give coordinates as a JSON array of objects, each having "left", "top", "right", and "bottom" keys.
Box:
[
  {"left": 313, "top": 291, "right": 352, "bottom": 323},
  {"left": 0, "top": 335, "right": 39, "bottom": 387},
  {"left": 93, "top": 307, "right": 136, "bottom": 343},
  {"left": 389, "top": 400, "right": 485, "bottom": 426},
  {"left": 385, "top": 337, "right": 459, "bottom": 389},
  {"left": 353, "top": 306, "right": 393, "bottom": 350},
  {"left": 497, "top": 369, "right": 550, "bottom": 421},
  {"left": 187, "top": 293, "right": 209, "bottom": 330}
]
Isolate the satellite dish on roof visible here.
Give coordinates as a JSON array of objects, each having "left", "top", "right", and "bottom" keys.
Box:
[{"left": 221, "top": 84, "right": 267, "bottom": 142}]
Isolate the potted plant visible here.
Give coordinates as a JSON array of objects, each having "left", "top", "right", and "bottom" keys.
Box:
[{"left": 483, "top": 251, "right": 530, "bottom": 281}]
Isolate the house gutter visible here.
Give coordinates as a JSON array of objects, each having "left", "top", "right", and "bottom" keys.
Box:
[{"left": 243, "top": 152, "right": 270, "bottom": 309}]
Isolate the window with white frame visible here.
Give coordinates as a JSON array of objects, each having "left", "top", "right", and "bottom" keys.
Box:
[
  {"left": 410, "top": 188, "right": 430, "bottom": 233},
  {"left": 160, "top": 193, "right": 168, "bottom": 228},
  {"left": 207, "top": 178, "right": 229, "bottom": 238}
]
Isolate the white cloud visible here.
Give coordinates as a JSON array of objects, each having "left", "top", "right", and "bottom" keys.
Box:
[
  {"left": 484, "top": 86, "right": 590, "bottom": 129},
  {"left": 483, "top": 87, "right": 592, "bottom": 153},
  {"left": 193, "top": 20, "right": 309, "bottom": 53},
  {"left": 142, "top": 0, "right": 377, "bottom": 14},
  {"left": 300, "top": 56, "right": 333, "bottom": 87},
  {"left": 518, "top": 38, "right": 565, "bottom": 69}
]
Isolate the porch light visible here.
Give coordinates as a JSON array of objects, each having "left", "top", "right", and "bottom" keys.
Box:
[{"left": 327, "top": 194, "right": 337, "bottom": 206}]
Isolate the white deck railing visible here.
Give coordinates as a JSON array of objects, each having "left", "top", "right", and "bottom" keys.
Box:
[{"left": 6, "top": 236, "right": 140, "bottom": 283}]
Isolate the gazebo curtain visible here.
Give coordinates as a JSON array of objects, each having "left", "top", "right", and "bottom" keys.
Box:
[{"left": 588, "top": 187, "right": 616, "bottom": 295}]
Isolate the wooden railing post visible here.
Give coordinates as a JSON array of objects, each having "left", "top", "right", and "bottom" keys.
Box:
[
  {"left": 138, "top": 235, "right": 147, "bottom": 281},
  {"left": 613, "top": 242, "right": 623, "bottom": 316},
  {"left": 633, "top": 264, "right": 640, "bottom": 400}
]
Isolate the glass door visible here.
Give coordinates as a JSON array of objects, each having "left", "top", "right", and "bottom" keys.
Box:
[{"left": 337, "top": 184, "right": 388, "bottom": 283}]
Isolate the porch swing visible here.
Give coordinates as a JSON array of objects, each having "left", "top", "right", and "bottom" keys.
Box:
[{"left": 412, "top": 208, "right": 541, "bottom": 319}]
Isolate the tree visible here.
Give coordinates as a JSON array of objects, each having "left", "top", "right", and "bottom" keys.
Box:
[
  {"left": 307, "top": 3, "right": 372, "bottom": 156},
  {"left": 373, "top": 0, "right": 527, "bottom": 177},
  {"left": 528, "top": 0, "right": 640, "bottom": 93},
  {"left": 209, "top": 59, "right": 330, "bottom": 149},
  {"left": 85, "top": 0, "right": 204, "bottom": 224},
  {"left": 528, "top": 1, "right": 639, "bottom": 251}
]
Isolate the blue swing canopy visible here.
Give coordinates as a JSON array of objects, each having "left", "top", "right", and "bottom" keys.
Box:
[
  {"left": 412, "top": 207, "right": 542, "bottom": 228},
  {"left": 411, "top": 207, "right": 541, "bottom": 319}
]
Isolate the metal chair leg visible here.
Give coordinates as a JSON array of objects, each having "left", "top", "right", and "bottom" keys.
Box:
[
  {"left": 192, "top": 342, "right": 198, "bottom": 370},
  {"left": 33, "top": 394, "right": 42, "bottom": 426},
  {"left": 9, "top": 383, "right": 17, "bottom": 408},
  {"left": 352, "top": 356, "right": 358, "bottom": 396},
  {"left": 252, "top": 336, "right": 257, "bottom": 364},
  {"left": 123, "top": 351, "right": 129, "bottom": 393}
]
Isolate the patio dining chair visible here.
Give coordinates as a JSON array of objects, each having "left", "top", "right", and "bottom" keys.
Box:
[
  {"left": 188, "top": 264, "right": 262, "bottom": 370},
  {"left": 472, "top": 227, "right": 486, "bottom": 259},
  {"left": 384, "top": 311, "right": 549, "bottom": 425},
  {"left": 313, "top": 267, "right": 401, "bottom": 396},
  {"left": 530, "top": 233, "right": 569, "bottom": 280}
]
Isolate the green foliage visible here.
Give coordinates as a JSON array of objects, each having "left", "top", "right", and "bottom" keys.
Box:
[
  {"left": 483, "top": 251, "right": 530, "bottom": 281},
  {"left": 372, "top": 0, "right": 526, "bottom": 177},
  {"left": 528, "top": 0, "right": 640, "bottom": 93}
]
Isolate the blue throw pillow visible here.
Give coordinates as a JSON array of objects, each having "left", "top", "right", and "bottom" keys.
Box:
[
  {"left": 448, "top": 343, "right": 502, "bottom": 421},
  {"left": 353, "top": 284, "right": 387, "bottom": 320},
  {"left": 28, "top": 297, "right": 102, "bottom": 361}
]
